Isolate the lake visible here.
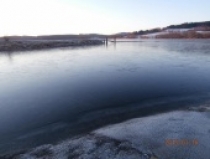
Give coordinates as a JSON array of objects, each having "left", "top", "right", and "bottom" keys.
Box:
[{"left": 1, "top": 39, "right": 210, "bottom": 154}]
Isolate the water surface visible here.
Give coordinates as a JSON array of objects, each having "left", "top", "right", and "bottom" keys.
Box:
[{"left": 1, "top": 39, "right": 210, "bottom": 153}]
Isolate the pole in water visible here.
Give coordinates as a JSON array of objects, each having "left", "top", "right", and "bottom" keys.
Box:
[{"left": 105, "top": 37, "right": 108, "bottom": 45}]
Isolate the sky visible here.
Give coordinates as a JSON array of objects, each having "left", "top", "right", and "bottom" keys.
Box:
[{"left": 0, "top": 0, "right": 210, "bottom": 36}]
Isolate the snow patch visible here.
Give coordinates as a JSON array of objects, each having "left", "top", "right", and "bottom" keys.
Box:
[
  {"left": 2, "top": 109, "right": 210, "bottom": 159},
  {"left": 15, "top": 135, "right": 149, "bottom": 159}
]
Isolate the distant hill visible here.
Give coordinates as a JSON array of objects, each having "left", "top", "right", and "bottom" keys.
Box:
[
  {"left": 166, "top": 21, "right": 210, "bottom": 29},
  {"left": 134, "top": 28, "right": 162, "bottom": 36},
  {"left": 132, "top": 21, "right": 210, "bottom": 36},
  {"left": 140, "top": 21, "right": 210, "bottom": 39}
]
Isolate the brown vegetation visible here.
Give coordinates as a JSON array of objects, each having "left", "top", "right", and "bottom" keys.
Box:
[
  {"left": 3, "top": 36, "right": 10, "bottom": 42},
  {"left": 156, "top": 31, "right": 210, "bottom": 39},
  {"left": 0, "top": 40, "right": 104, "bottom": 52}
]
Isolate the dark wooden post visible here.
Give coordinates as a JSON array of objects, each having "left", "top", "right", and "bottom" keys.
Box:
[{"left": 105, "top": 37, "right": 108, "bottom": 45}]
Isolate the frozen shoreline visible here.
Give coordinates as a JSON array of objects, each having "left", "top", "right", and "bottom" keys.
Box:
[
  {"left": 0, "top": 40, "right": 104, "bottom": 52},
  {"left": 2, "top": 105, "right": 210, "bottom": 159}
]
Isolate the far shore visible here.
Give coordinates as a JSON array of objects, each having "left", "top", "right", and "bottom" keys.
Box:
[
  {"left": 0, "top": 35, "right": 106, "bottom": 52},
  {"left": 0, "top": 40, "right": 104, "bottom": 52}
]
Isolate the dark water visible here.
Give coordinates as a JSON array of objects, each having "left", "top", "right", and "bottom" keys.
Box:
[{"left": 1, "top": 39, "right": 210, "bottom": 153}]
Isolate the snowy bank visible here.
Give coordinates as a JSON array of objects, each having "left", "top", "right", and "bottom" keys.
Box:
[{"left": 2, "top": 105, "right": 210, "bottom": 159}]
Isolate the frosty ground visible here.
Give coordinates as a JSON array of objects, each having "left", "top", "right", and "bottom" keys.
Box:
[{"left": 2, "top": 105, "right": 210, "bottom": 159}]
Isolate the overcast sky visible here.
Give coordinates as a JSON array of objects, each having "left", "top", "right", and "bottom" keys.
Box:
[{"left": 1, "top": 0, "right": 210, "bottom": 36}]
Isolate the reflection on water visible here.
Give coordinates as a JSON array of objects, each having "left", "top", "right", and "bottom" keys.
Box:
[{"left": 1, "top": 39, "right": 210, "bottom": 153}]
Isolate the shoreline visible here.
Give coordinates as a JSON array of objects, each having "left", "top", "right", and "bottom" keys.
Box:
[
  {"left": 1, "top": 105, "right": 210, "bottom": 159},
  {"left": 0, "top": 40, "right": 104, "bottom": 52}
]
